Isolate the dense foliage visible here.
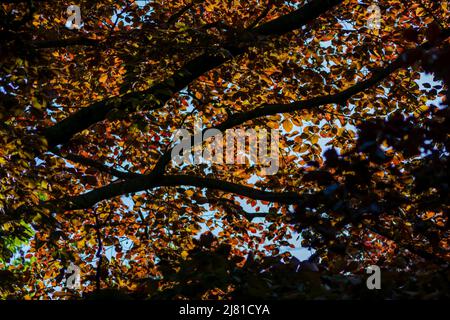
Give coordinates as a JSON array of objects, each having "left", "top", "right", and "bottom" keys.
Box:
[{"left": 0, "top": 0, "right": 449, "bottom": 299}]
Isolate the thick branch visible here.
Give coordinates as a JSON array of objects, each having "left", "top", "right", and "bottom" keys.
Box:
[{"left": 0, "top": 0, "right": 44, "bottom": 3}]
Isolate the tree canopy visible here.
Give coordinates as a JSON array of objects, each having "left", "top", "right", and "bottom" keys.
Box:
[{"left": 0, "top": 0, "right": 449, "bottom": 299}]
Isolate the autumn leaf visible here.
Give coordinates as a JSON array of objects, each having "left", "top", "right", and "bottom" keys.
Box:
[
  {"left": 282, "top": 119, "right": 293, "bottom": 132},
  {"left": 1, "top": 0, "right": 449, "bottom": 301}
]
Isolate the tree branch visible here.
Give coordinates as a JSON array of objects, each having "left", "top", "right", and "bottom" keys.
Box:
[
  {"left": 34, "top": 174, "right": 298, "bottom": 213},
  {"left": 31, "top": 37, "right": 101, "bottom": 49},
  {"left": 54, "top": 151, "right": 139, "bottom": 180},
  {"left": 247, "top": 0, "right": 274, "bottom": 30},
  {"left": 35, "top": 28, "right": 450, "bottom": 215}
]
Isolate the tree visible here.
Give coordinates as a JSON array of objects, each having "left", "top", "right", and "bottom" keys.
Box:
[{"left": 0, "top": 0, "right": 448, "bottom": 299}]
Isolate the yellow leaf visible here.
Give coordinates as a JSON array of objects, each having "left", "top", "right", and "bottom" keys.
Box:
[
  {"left": 282, "top": 119, "right": 293, "bottom": 132},
  {"left": 181, "top": 251, "right": 189, "bottom": 259}
]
